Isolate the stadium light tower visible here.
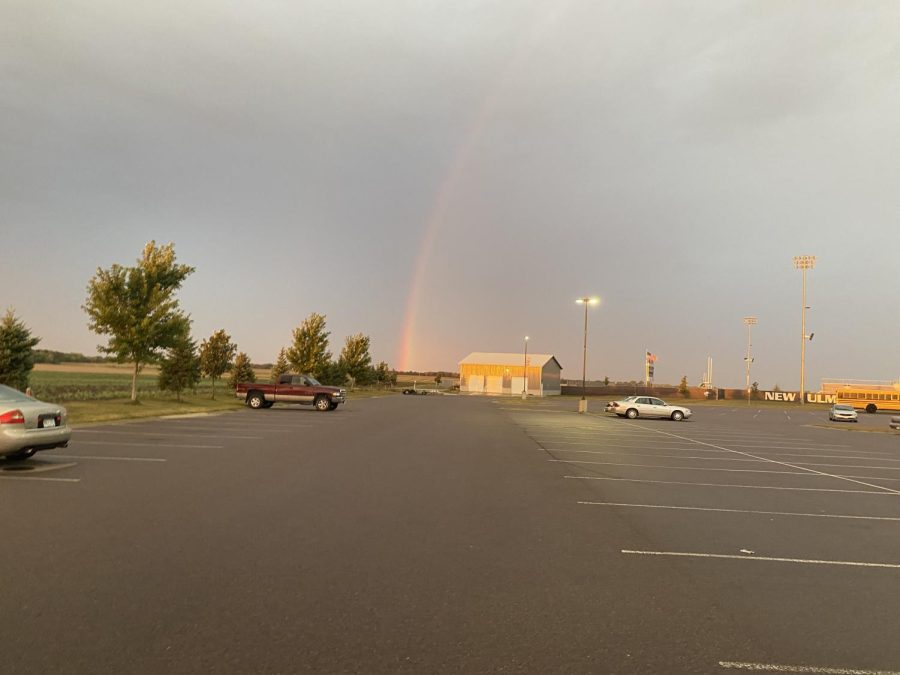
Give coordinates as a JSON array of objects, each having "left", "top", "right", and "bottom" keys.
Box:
[
  {"left": 575, "top": 297, "right": 600, "bottom": 413},
  {"left": 793, "top": 256, "right": 816, "bottom": 404},
  {"left": 743, "top": 316, "right": 758, "bottom": 405}
]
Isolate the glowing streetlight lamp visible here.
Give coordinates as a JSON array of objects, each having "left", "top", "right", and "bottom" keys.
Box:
[
  {"left": 793, "top": 256, "right": 816, "bottom": 404},
  {"left": 743, "top": 316, "right": 757, "bottom": 405},
  {"left": 575, "top": 297, "right": 600, "bottom": 413},
  {"left": 522, "top": 336, "right": 529, "bottom": 399}
]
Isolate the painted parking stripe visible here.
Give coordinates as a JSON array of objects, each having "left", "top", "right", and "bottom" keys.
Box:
[
  {"left": 720, "top": 661, "right": 900, "bottom": 674},
  {"left": 54, "top": 455, "right": 166, "bottom": 463},
  {"left": 548, "top": 449, "right": 900, "bottom": 463},
  {"left": 0, "top": 475, "right": 80, "bottom": 483},
  {"left": 74, "top": 430, "right": 262, "bottom": 440},
  {"left": 622, "top": 550, "right": 900, "bottom": 569},
  {"left": 564, "top": 475, "right": 894, "bottom": 494},
  {"left": 718, "top": 662, "right": 900, "bottom": 674},
  {"left": 552, "top": 459, "right": 846, "bottom": 476},
  {"left": 73, "top": 440, "right": 224, "bottom": 449},
  {"left": 578, "top": 502, "right": 900, "bottom": 522}
]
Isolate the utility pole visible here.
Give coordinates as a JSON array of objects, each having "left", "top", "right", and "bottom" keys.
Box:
[
  {"left": 522, "top": 336, "right": 529, "bottom": 399},
  {"left": 743, "top": 317, "right": 757, "bottom": 405},
  {"left": 575, "top": 297, "right": 599, "bottom": 413},
  {"left": 793, "top": 256, "right": 816, "bottom": 404}
]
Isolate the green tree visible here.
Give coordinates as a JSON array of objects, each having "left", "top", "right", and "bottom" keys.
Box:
[
  {"left": 338, "top": 333, "right": 372, "bottom": 384},
  {"left": 603, "top": 376, "right": 610, "bottom": 387},
  {"left": 228, "top": 352, "right": 256, "bottom": 389},
  {"left": 317, "top": 360, "right": 347, "bottom": 386},
  {"left": 0, "top": 309, "right": 41, "bottom": 391},
  {"left": 199, "top": 329, "right": 236, "bottom": 399},
  {"left": 83, "top": 241, "right": 194, "bottom": 401},
  {"left": 287, "top": 313, "right": 331, "bottom": 378},
  {"left": 678, "top": 375, "right": 690, "bottom": 398},
  {"left": 751, "top": 381, "right": 760, "bottom": 399},
  {"left": 158, "top": 324, "right": 201, "bottom": 402},
  {"left": 270, "top": 348, "right": 289, "bottom": 383},
  {"left": 373, "top": 361, "right": 396, "bottom": 388}
]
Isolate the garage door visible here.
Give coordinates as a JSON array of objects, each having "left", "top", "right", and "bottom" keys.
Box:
[
  {"left": 511, "top": 376, "right": 528, "bottom": 395},
  {"left": 485, "top": 375, "right": 503, "bottom": 393},
  {"left": 468, "top": 375, "right": 484, "bottom": 392}
]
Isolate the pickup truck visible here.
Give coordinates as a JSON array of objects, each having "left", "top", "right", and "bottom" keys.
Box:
[{"left": 236, "top": 374, "right": 346, "bottom": 411}]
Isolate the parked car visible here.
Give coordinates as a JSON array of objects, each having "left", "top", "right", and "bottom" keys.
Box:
[
  {"left": 236, "top": 374, "right": 346, "bottom": 411},
  {"left": 0, "top": 383, "right": 71, "bottom": 460},
  {"left": 608, "top": 396, "right": 692, "bottom": 421},
  {"left": 828, "top": 404, "right": 858, "bottom": 423}
]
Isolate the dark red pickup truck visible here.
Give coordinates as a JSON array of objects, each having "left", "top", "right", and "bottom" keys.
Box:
[{"left": 236, "top": 374, "right": 346, "bottom": 411}]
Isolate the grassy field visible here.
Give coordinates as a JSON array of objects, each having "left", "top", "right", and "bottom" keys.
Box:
[{"left": 27, "top": 363, "right": 396, "bottom": 425}]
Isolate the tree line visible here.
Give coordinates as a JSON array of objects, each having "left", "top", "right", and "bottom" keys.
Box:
[{"left": 0, "top": 241, "right": 396, "bottom": 402}]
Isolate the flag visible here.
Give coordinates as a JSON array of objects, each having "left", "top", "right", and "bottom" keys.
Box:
[{"left": 646, "top": 351, "right": 657, "bottom": 364}]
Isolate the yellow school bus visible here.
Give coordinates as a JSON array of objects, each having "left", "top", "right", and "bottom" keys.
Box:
[{"left": 835, "top": 387, "right": 900, "bottom": 414}]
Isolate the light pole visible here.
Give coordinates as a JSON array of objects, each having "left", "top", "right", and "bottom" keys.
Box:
[
  {"left": 743, "top": 316, "right": 757, "bottom": 405},
  {"left": 576, "top": 297, "right": 600, "bottom": 413},
  {"left": 793, "top": 256, "right": 816, "bottom": 405},
  {"left": 522, "top": 336, "right": 529, "bottom": 399}
]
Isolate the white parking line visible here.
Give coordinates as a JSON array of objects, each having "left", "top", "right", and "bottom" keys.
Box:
[
  {"left": 75, "top": 430, "right": 262, "bottom": 440},
  {"left": 578, "top": 501, "right": 900, "bottom": 522},
  {"left": 549, "top": 449, "right": 899, "bottom": 463},
  {"left": 73, "top": 440, "right": 224, "bottom": 449},
  {"left": 628, "top": 426, "right": 900, "bottom": 495},
  {"left": 622, "top": 550, "right": 900, "bottom": 569},
  {"left": 552, "top": 459, "right": 839, "bottom": 477},
  {"left": 719, "top": 662, "right": 900, "bottom": 674},
  {"left": 564, "top": 475, "right": 894, "bottom": 494},
  {"left": 54, "top": 455, "right": 166, "bottom": 463},
  {"left": 0, "top": 475, "right": 80, "bottom": 483}
]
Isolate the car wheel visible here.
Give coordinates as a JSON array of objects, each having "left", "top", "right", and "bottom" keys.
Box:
[
  {"left": 866, "top": 404, "right": 877, "bottom": 414},
  {"left": 314, "top": 395, "right": 331, "bottom": 411},
  {"left": 6, "top": 448, "right": 36, "bottom": 461},
  {"left": 626, "top": 408, "right": 639, "bottom": 419},
  {"left": 247, "top": 392, "right": 265, "bottom": 409},
  {"left": 671, "top": 410, "right": 684, "bottom": 421}
]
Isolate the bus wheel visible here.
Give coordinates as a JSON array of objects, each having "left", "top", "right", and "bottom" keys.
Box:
[{"left": 866, "top": 404, "right": 877, "bottom": 414}]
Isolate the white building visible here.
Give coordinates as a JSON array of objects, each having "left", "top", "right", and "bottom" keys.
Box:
[{"left": 458, "top": 352, "right": 562, "bottom": 396}]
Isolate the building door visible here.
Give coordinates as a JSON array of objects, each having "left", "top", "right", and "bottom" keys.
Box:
[
  {"left": 468, "top": 375, "right": 485, "bottom": 393},
  {"left": 485, "top": 375, "right": 503, "bottom": 393},
  {"left": 511, "top": 376, "right": 527, "bottom": 395}
]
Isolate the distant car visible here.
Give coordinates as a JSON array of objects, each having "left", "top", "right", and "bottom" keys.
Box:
[
  {"left": 0, "top": 384, "right": 71, "bottom": 460},
  {"left": 829, "top": 404, "right": 858, "bottom": 423},
  {"left": 608, "top": 396, "right": 692, "bottom": 421}
]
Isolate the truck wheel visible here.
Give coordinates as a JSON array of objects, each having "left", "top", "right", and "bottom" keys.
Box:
[
  {"left": 247, "top": 392, "right": 265, "bottom": 409},
  {"left": 314, "top": 395, "right": 331, "bottom": 411},
  {"left": 866, "top": 404, "right": 878, "bottom": 414}
]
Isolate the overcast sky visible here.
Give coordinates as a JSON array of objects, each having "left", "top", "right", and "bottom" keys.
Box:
[{"left": 3, "top": 0, "right": 899, "bottom": 389}]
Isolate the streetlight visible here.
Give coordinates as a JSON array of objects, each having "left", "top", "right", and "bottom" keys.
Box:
[
  {"left": 743, "top": 316, "right": 757, "bottom": 405},
  {"left": 575, "top": 297, "right": 600, "bottom": 413},
  {"left": 522, "top": 336, "right": 529, "bottom": 399},
  {"left": 793, "top": 255, "right": 816, "bottom": 404}
]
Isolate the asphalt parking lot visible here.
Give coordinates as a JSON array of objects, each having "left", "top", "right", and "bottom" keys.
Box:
[{"left": 3, "top": 396, "right": 900, "bottom": 674}]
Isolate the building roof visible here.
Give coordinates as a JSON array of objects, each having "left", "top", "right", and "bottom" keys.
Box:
[{"left": 459, "top": 352, "right": 562, "bottom": 370}]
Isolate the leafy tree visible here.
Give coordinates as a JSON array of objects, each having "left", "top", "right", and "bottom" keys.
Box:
[
  {"left": 158, "top": 325, "right": 201, "bottom": 402},
  {"left": 434, "top": 374, "right": 442, "bottom": 385},
  {"left": 317, "top": 360, "right": 347, "bottom": 387},
  {"left": 270, "top": 348, "right": 289, "bottom": 383},
  {"left": 338, "top": 333, "right": 372, "bottom": 385},
  {"left": 83, "top": 241, "right": 194, "bottom": 401},
  {"left": 678, "top": 375, "right": 690, "bottom": 398},
  {"left": 373, "top": 361, "right": 396, "bottom": 388},
  {"left": 287, "top": 313, "right": 331, "bottom": 378},
  {"left": 751, "top": 381, "right": 760, "bottom": 399},
  {"left": 199, "top": 329, "right": 236, "bottom": 399},
  {"left": 0, "top": 309, "right": 41, "bottom": 391},
  {"left": 603, "top": 376, "right": 610, "bottom": 387},
  {"left": 228, "top": 352, "right": 256, "bottom": 389}
]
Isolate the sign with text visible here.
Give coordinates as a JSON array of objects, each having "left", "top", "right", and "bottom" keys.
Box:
[{"left": 762, "top": 391, "right": 836, "bottom": 404}]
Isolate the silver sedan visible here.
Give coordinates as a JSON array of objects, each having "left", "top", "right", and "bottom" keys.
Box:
[
  {"left": 608, "top": 396, "right": 692, "bottom": 421},
  {"left": 0, "top": 384, "right": 71, "bottom": 460}
]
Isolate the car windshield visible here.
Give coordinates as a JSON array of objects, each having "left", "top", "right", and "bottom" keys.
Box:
[
  {"left": 0, "top": 383, "right": 31, "bottom": 402},
  {"left": 834, "top": 405, "right": 854, "bottom": 411},
  {"left": 306, "top": 376, "right": 321, "bottom": 386}
]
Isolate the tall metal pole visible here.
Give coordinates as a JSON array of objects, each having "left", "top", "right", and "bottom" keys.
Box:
[
  {"left": 576, "top": 297, "right": 598, "bottom": 414},
  {"left": 794, "top": 256, "right": 816, "bottom": 405},
  {"left": 522, "top": 336, "right": 529, "bottom": 399},
  {"left": 744, "top": 316, "right": 757, "bottom": 406}
]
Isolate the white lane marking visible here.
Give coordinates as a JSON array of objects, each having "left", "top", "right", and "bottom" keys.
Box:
[
  {"left": 73, "top": 440, "right": 224, "bottom": 449},
  {"left": 552, "top": 459, "right": 840, "bottom": 477},
  {"left": 119, "top": 424, "right": 291, "bottom": 433},
  {"left": 627, "top": 425, "right": 900, "bottom": 495},
  {"left": 578, "top": 501, "right": 900, "bottom": 522},
  {"left": 548, "top": 449, "right": 899, "bottom": 463},
  {"left": 719, "top": 662, "right": 900, "bottom": 674},
  {"left": 622, "top": 550, "right": 900, "bottom": 569},
  {"left": 564, "top": 475, "right": 892, "bottom": 495},
  {"left": 54, "top": 455, "right": 166, "bottom": 463},
  {"left": 0, "top": 475, "right": 80, "bottom": 483},
  {"left": 75, "top": 430, "right": 262, "bottom": 440}
]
